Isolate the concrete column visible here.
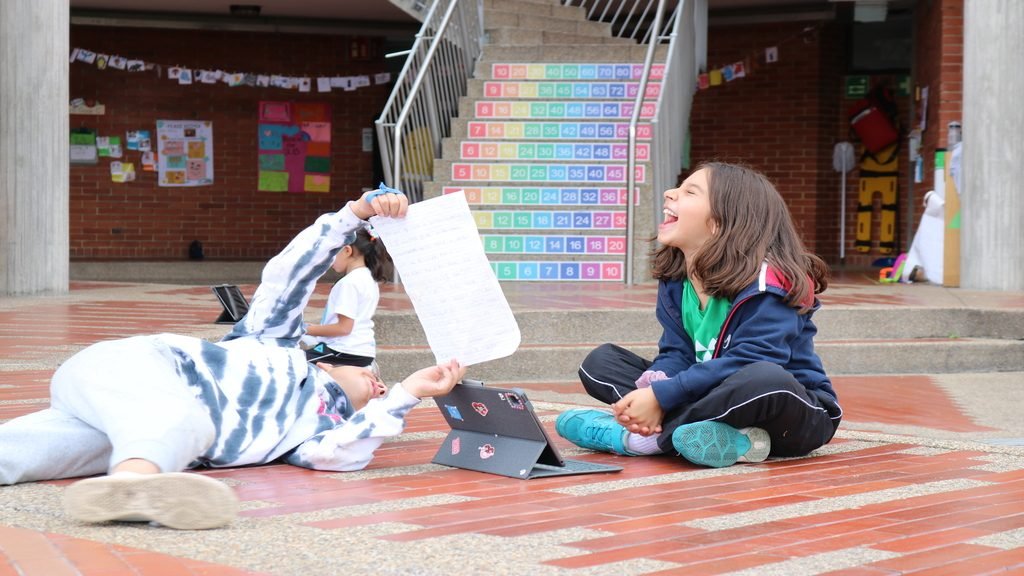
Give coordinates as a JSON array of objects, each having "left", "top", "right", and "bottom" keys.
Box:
[
  {"left": 962, "top": 0, "right": 1024, "bottom": 291},
  {"left": 0, "top": 0, "right": 69, "bottom": 296}
]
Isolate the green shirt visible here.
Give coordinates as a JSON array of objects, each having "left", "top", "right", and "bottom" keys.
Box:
[{"left": 682, "top": 279, "right": 732, "bottom": 363}]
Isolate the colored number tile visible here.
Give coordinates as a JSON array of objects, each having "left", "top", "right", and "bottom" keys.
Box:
[
  {"left": 472, "top": 165, "right": 491, "bottom": 180},
  {"left": 513, "top": 213, "right": 532, "bottom": 228},
  {"left": 592, "top": 212, "right": 613, "bottom": 229},
  {"left": 555, "top": 144, "right": 574, "bottom": 159},
  {"left": 538, "top": 84, "right": 555, "bottom": 98},
  {"left": 560, "top": 262, "right": 580, "bottom": 278},
  {"left": 602, "top": 262, "right": 623, "bottom": 280},
  {"left": 613, "top": 212, "right": 628, "bottom": 228},
  {"left": 494, "top": 212, "right": 514, "bottom": 228},
  {"left": 587, "top": 237, "right": 607, "bottom": 253},
  {"left": 599, "top": 124, "right": 616, "bottom": 138},
  {"left": 615, "top": 65, "right": 631, "bottom": 79},
  {"left": 473, "top": 212, "right": 493, "bottom": 228},
  {"left": 590, "top": 84, "right": 608, "bottom": 98},
  {"left": 600, "top": 189, "right": 620, "bottom": 205},
  {"left": 510, "top": 65, "right": 528, "bottom": 78},
  {"left": 533, "top": 212, "right": 553, "bottom": 228},
  {"left": 560, "top": 189, "right": 581, "bottom": 204},
  {"left": 597, "top": 65, "right": 614, "bottom": 79},
  {"left": 585, "top": 104, "right": 601, "bottom": 117},
  {"left": 579, "top": 65, "right": 597, "bottom": 79},
  {"left": 561, "top": 123, "right": 580, "bottom": 137},
  {"left": 561, "top": 65, "right": 579, "bottom": 79},
  {"left": 549, "top": 102, "right": 566, "bottom": 116},
  {"left": 581, "top": 263, "right": 602, "bottom": 279},
  {"left": 540, "top": 262, "right": 560, "bottom": 279},
  {"left": 586, "top": 167, "right": 606, "bottom": 182},
  {"left": 518, "top": 143, "right": 536, "bottom": 159},
  {"left": 518, "top": 84, "right": 536, "bottom": 98},
  {"left": 545, "top": 64, "right": 562, "bottom": 78},
  {"left": 635, "top": 165, "right": 646, "bottom": 183},
  {"left": 492, "top": 165, "right": 511, "bottom": 181},
  {"left": 497, "top": 262, "right": 517, "bottom": 279},
  {"left": 530, "top": 103, "right": 548, "bottom": 118},
  {"left": 517, "top": 262, "right": 539, "bottom": 280},
  {"left": 525, "top": 236, "right": 545, "bottom": 253},
  {"left": 545, "top": 237, "right": 565, "bottom": 253},
  {"left": 536, "top": 144, "right": 555, "bottom": 159},
  {"left": 542, "top": 124, "right": 560, "bottom": 138},
  {"left": 505, "top": 123, "right": 524, "bottom": 138},
  {"left": 492, "top": 64, "right": 509, "bottom": 78},
  {"left": 549, "top": 166, "right": 567, "bottom": 181},
  {"left": 581, "top": 189, "right": 600, "bottom": 204},
  {"left": 504, "top": 236, "right": 525, "bottom": 252},
  {"left": 487, "top": 123, "right": 505, "bottom": 138},
  {"left": 606, "top": 237, "right": 627, "bottom": 254},
  {"left": 476, "top": 102, "right": 494, "bottom": 117},
  {"left": 526, "top": 64, "right": 544, "bottom": 79},
  {"left": 510, "top": 166, "right": 529, "bottom": 181},
  {"left": 573, "top": 212, "right": 593, "bottom": 229},
  {"left": 602, "top": 103, "right": 620, "bottom": 118},
  {"left": 482, "top": 188, "right": 503, "bottom": 204},
  {"left": 463, "top": 188, "right": 482, "bottom": 203},
  {"left": 499, "top": 143, "right": 517, "bottom": 159},
  {"left": 529, "top": 165, "right": 547, "bottom": 180},
  {"left": 573, "top": 84, "right": 590, "bottom": 98},
  {"left": 502, "top": 189, "right": 522, "bottom": 204},
  {"left": 541, "top": 188, "right": 561, "bottom": 204},
  {"left": 555, "top": 84, "right": 572, "bottom": 98},
  {"left": 483, "top": 236, "right": 504, "bottom": 253},
  {"left": 495, "top": 102, "right": 512, "bottom": 117},
  {"left": 553, "top": 213, "right": 573, "bottom": 228},
  {"left": 452, "top": 164, "right": 470, "bottom": 179},
  {"left": 512, "top": 103, "right": 530, "bottom": 117},
  {"left": 524, "top": 123, "right": 542, "bottom": 138},
  {"left": 579, "top": 124, "right": 597, "bottom": 138},
  {"left": 521, "top": 188, "right": 541, "bottom": 204},
  {"left": 505, "top": 83, "right": 520, "bottom": 97},
  {"left": 566, "top": 238, "right": 586, "bottom": 253},
  {"left": 461, "top": 142, "right": 480, "bottom": 158},
  {"left": 567, "top": 166, "right": 586, "bottom": 181}
]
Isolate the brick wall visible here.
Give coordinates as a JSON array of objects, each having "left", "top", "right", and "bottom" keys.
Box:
[
  {"left": 69, "top": 26, "right": 391, "bottom": 260},
  {"left": 912, "top": 0, "right": 963, "bottom": 201},
  {"left": 689, "top": 20, "right": 845, "bottom": 261}
]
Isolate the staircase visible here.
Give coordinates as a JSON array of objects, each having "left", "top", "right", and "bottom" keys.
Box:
[{"left": 422, "top": 0, "right": 670, "bottom": 282}]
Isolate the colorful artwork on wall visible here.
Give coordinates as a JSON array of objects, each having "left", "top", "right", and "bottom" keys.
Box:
[
  {"left": 156, "top": 120, "right": 214, "bottom": 186},
  {"left": 257, "top": 101, "right": 331, "bottom": 193}
]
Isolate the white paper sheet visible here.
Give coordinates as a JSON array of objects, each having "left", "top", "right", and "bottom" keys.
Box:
[{"left": 370, "top": 191, "right": 521, "bottom": 366}]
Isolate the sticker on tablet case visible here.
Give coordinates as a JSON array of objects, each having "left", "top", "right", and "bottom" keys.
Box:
[
  {"left": 479, "top": 444, "right": 495, "bottom": 459},
  {"left": 472, "top": 402, "right": 489, "bottom": 417},
  {"left": 451, "top": 436, "right": 461, "bottom": 455},
  {"left": 445, "top": 405, "right": 464, "bottom": 421},
  {"left": 500, "top": 392, "right": 525, "bottom": 410}
]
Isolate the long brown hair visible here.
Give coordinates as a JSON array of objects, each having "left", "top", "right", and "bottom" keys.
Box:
[
  {"left": 348, "top": 228, "right": 394, "bottom": 282},
  {"left": 650, "top": 162, "right": 829, "bottom": 313}
]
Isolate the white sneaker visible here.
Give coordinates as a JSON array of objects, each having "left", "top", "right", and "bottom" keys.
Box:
[{"left": 63, "top": 472, "right": 238, "bottom": 530}]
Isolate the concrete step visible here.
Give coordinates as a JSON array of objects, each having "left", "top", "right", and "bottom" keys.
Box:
[
  {"left": 487, "top": 28, "right": 634, "bottom": 46},
  {"left": 375, "top": 337, "right": 1024, "bottom": 383},
  {"left": 485, "top": 0, "right": 578, "bottom": 16},
  {"left": 486, "top": 9, "right": 611, "bottom": 36},
  {"left": 376, "top": 307, "right": 1024, "bottom": 346},
  {"left": 475, "top": 44, "right": 665, "bottom": 66}
]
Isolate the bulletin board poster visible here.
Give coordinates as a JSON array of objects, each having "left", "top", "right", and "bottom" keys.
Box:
[
  {"left": 257, "top": 101, "right": 331, "bottom": 193},
  {"left": 156, "top": 120, "right": 214, "bottom": 187}
]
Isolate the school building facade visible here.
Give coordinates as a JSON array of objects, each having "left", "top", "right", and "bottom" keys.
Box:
[{"left": 1, "top": 0, "right": 1021, "bottom": 295}]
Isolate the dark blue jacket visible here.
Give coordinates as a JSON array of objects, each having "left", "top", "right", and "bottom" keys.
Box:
[{"left": 649, "top": 263, "right": 837, "bottom": 412}]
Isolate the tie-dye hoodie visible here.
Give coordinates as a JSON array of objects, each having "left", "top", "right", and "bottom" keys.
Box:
[{"left": 155, "top": 204, "right": 419, "bottom": 472}]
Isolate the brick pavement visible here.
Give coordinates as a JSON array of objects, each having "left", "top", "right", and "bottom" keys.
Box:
[{"left": 1, "top": 279, "right": 1022, "bottom": 575}]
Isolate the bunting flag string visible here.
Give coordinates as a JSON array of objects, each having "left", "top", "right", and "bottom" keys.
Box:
[
  {"left": 69, "top": 47, "right": 392, "bottom": 94},
  {"left": 697, "top": 24, "right": 821, "bottom": 91}
]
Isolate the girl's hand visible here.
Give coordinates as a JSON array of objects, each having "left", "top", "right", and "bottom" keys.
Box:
[
  {"left": 612, "top": 388, "right": 664, "bottom": 436},
  {"left": 400, "top": 360, "right": 466, "bottom": 399},
  {"left": 351, "top": 185, "right": 408, "bottom": 220}
]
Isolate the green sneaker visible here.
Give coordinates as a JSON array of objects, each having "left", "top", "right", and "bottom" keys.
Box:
[
  {"left": 555, "top": 409, "right": 631, "bottom": 455},
  {"left": 672, "top": 422, "right": 770, "bottom": 468}
]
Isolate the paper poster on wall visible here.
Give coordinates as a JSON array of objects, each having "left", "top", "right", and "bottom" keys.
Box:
[
  {"left": 157, "top": 120, "right": 213, "bottom": 186},
  {"left": 257, "top": 101, "right": 331, "bottom": 193},
  {"left": 70, "top": 129, "right": 98, "bottom": 165},
  {"left": 126, "top": 130, "right": 151, "bottom": 151},
  {"left": 96, "top": 136, "right": 122, "bottom": 158}
]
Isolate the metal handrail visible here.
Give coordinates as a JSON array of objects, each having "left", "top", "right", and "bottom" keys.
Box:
[
  {"left": 563, "top": 0, "right": 702, "bottom": 283},
  {"left": 375, "top": 0, "right": 484, "bottom": 203}
]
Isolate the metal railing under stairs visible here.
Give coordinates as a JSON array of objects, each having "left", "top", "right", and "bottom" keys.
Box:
[{"left": 375, "top": 0, "right": 485, "bottom": 203}]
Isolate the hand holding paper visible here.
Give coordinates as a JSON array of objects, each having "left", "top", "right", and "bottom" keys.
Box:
[{"left": 370, "top": 191, "right": 521, "bottom": 366}]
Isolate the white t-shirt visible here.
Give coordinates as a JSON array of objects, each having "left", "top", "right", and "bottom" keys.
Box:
[{"left": 319, "top": 267, "right": 379, "bottom": 357}]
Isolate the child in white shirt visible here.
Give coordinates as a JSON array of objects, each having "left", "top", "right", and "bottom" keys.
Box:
[{"left": 304, "top": 227, "right": 389, "bottom": 370}]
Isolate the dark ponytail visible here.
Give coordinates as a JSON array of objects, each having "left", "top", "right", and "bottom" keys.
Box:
[{"left": 348, "top": 228, "right": 393, "bottom": 282}]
